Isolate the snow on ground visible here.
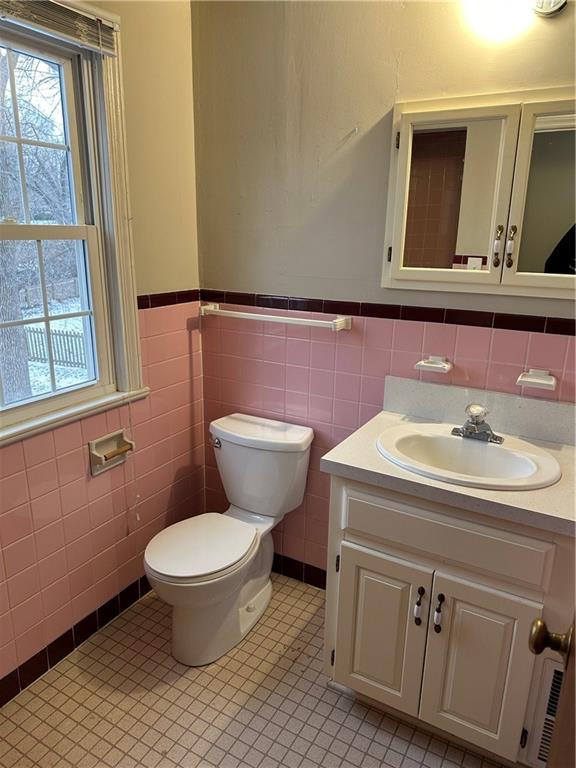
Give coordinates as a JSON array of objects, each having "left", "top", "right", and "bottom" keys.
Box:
[
  {"left": 22, "top": 299, "right": 93, "bottom": 396},
  {"left": 28, "top": 361, "right": 93, "bottom": 396}
]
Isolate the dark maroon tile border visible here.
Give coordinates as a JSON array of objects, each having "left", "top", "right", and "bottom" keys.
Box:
[
  {"left": 0, "top": 576, "right": 148, "bottom": 709},
  {"left": 493, "top": 313, "right": 546, "bottom": 333},
  {"left": 137, "top": 289, "right": 200, "bottom": 309},
  {"left": 258, "top": 295, "right": 290, "bottom": 309},
  {"left": 400, "top": 305, "right": 445, "bottom": 323},
  {"left": 444, "top": 309, "right": 493, "bottom": 328},
  {"left": 360, "top": 303, "right": 401, "bottom": 319},
  {"left": 545, "top": 317, "right": 575, "bottom": 336},
  {"left": 272, "top": 554, "right": 327, "bottom": 590},
  {"left": 135, "top": 288, "right": 574, "bottom": 336}
]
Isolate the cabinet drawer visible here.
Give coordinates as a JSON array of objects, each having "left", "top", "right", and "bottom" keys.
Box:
[{"left": 343, "top": 486, "right": 555, "bottom": 591}]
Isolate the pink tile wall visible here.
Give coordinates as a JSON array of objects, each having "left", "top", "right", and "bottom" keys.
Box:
[
  {"left": 202, "top": 306, "right": 575, "bottom": 571},
  {"left": 0, "top": 302, "right": 204, "bottom": 679},
  {"left": 1, "top": 296, "right": 574, "bottom": 679}
]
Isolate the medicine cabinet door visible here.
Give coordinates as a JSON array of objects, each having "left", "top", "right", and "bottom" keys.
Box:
[
  {"left": 501, "top": 100, "right": 575, "bottom": 297},
  {"left": 387, "top": 104, "right": 521, "bottom": 290}
]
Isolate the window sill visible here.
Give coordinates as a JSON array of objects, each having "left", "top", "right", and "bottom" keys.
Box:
[{"left": 0, "top": 387, "right": 150, "bottom": 447}]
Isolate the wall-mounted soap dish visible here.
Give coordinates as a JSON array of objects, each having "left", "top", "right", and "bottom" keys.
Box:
[
  {"left": 414, "top": 356, "right": 453, "bottom": 374},
  {"left": 89, "top": 429, "right": 135, "bottom": 476},
  {"left": 516, "top": 369, "right": 557, "bottom": 392}
]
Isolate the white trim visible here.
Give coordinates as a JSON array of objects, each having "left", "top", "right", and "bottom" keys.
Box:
[
  {"left": 97, "top": 32, "right": 143, "bottom": 395},
  {"left": 0, "top": 224, "right": 91, "bottom": 238},
  {"left": 65, "top": 1, "right": 120, "bottom": 28},
  {"left": 0, "top": 134, "right": 70, "bottom": 150},
  {"left": 534, "top": 113, "right": 576, "bottom": 132},
  {"left": 0, "top": 311, "right": 91, "bottom": 330},
  {"left": 0, "top": 386, "right": 149, "bottom": 447}
]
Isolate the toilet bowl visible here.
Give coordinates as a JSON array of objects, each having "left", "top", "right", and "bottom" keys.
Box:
[{"left": 144, "top": 413, "right": 313, "bottom": 666}]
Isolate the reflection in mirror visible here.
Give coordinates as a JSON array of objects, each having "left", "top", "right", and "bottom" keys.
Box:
[
  {"left": 518, "top": 122, "right": 575, "bottom": 275},
  {"left": 403, "top": 118, "right": 504, "bottom": 272},
  {"left": 404, "top": 129, "right": 466, "bottom": 269}
]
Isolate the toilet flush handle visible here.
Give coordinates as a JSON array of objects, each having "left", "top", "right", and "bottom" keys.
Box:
[{"left": 212, "top": 437, "right": 222, "bottom": 449}]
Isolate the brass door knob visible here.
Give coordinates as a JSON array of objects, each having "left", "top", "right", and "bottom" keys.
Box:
[{"left": 529, "top": 618, "right": 573, "bottom": 662}]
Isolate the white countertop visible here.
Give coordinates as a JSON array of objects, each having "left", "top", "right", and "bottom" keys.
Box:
[{"left": 320, "top": 411, "right": 576, "bottom": 538}]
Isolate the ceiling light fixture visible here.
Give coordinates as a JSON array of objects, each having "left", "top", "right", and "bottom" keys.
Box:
[
  {"left": 533, "top": 0, "right": 568, "bottom": 16},
  {"left": 461, "top": 0, "right": 535, "bottom": 43}
]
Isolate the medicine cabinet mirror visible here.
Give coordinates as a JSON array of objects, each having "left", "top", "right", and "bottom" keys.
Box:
[{"left": 383, "top": 90, "right": 575, "bottom": 300}]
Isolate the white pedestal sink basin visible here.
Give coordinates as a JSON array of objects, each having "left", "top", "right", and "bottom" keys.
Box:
[{"left": 376, "top": 423, "right": 561, "bottom": 490}]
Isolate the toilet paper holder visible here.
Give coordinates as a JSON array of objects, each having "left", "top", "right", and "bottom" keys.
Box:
[{"left": 89, "top": 429, "right": 135, "bottom": 476}]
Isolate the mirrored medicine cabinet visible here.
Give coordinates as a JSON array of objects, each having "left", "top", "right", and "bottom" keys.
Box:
[{"left": 382, "top": 88, "right": 575, "bottom": 300}]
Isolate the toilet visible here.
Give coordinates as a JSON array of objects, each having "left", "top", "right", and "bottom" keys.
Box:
[{"left": 144, "top": 413, "right": 314, "bottom": 666}]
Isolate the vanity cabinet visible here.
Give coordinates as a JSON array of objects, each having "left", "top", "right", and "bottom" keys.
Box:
[
  {"left": 382, "top": 88, "right": 575, "bottom": 299},
  {"left": 334, "top": 542, "right": 540, "bottom": 760},
  {"left": 324, "top": 480, "right": 565, "bottom": 763}
]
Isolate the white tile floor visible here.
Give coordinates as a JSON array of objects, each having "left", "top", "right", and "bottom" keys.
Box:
[{"left": 0, "top": 575, "right": 504, "bottom": 768}]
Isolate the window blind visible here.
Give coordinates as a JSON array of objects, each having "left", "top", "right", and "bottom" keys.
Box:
[{"left": 0, "top": 0, "right": 117, "bottom": 56}]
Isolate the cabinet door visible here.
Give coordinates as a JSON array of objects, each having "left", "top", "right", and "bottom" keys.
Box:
[
  {"left": 501, "top": 100, "right": 575, "bottom": 297},
  {"left": 419, "top": 572, "right": 542, "bottom": 761},
  {"left": 384, "top": 103, "right": 520, "bottom": 291},
  {"left": 334, "top": 543, "right": 433, "bottom": 717}
]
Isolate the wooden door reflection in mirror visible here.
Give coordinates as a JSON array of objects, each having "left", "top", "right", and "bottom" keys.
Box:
[
  {"left": 518, "top": 125, "right": 575, "bottom": 276},
  {"left": 404, "top": 129, "right": 466, "bottom": 270}
]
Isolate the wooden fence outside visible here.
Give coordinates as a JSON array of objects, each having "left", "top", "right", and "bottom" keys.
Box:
[{"left": 26, "top": 326, "right": 86, "bottom": 368}]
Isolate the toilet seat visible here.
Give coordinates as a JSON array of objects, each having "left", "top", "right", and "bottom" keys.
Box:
[{"left": 144, "top": 513, "right": 259, "bottom": 584}]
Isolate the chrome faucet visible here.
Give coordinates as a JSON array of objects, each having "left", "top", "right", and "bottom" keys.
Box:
[{"left": 451, "top": 403, "right": 504, "bottom": 445}]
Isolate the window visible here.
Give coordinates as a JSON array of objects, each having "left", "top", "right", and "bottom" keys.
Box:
[{"left": 0, "top": 5, "right": 145, "bottom": 444}]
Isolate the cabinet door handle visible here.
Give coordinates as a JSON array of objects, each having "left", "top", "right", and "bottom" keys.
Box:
[
  {"left": 505, "top": 225, "right": 517, "bottom": 268},
  {"left": 414, "top": 586, "right": 425, "bottom": 625},
  {"left": 492, "top": 224, "right": 504, "bottom": 267},
  {"left": 433, "top": 593, "right": 445, "bottom": 633}
]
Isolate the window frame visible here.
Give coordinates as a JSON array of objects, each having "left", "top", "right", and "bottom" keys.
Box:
[{"left": 0, "top": 17, "right": 146, "bottom": 445}]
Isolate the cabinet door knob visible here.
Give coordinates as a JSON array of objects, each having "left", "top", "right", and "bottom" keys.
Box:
[
  {"left": 414, "top": 586, "right": 425, "bottom": 626},
  {"left": 433, "top": 593, "right": 445, "bottom": 633},
  {"left": 529, "top": 618, "right": 573, "bottom": 664}
]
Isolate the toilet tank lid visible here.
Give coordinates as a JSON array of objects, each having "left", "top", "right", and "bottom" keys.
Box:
[
  {"left": 144, "top": 513, "right": 257, "bottom": 579},
  {"left": 210, "top": 414, "right": 314, "bottom": 452}
]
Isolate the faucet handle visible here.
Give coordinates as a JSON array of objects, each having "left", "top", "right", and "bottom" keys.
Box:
[{"left": 465, "top": 403, "right": 488, "bottom": 424}]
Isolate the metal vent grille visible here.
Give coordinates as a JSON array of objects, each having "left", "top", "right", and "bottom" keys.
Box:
[
  {"left": 545, "top": 668, "right": 563, "bottom": 718},
  {"left": 526, "top": 661, "right": 564, "bottom": 767}
]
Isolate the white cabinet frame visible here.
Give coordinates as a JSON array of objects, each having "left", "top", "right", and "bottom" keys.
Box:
[{"left": 381, "top": 87, "right": 575, "bottom": 300}]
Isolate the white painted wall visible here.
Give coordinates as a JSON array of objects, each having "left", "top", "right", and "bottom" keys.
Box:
[
  {"left": 192, "top": 1, "right": 575, "bottom": 315},
  {"left": 103, "top": 0, "right": 200, "bottom": 294}
]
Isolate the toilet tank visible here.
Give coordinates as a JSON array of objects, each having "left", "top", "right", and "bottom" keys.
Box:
[{"left": 209, "top": 414, "right": 314, "bottom": 518}]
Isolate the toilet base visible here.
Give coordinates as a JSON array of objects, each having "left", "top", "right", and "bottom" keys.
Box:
[{"left": 172, "top": 577, "right": 273, "bottom": 666}]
